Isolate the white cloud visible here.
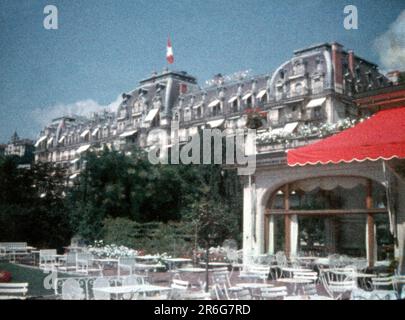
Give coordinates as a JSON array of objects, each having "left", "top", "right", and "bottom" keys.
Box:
[
  {"left": 373, "top": 10, "right": 405, "bottom": 71},
  {"left": 31, "top": 95, "right": 122, "bottom": 131}
]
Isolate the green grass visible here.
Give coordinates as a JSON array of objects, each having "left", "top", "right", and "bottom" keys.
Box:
[{"left": 0, "top": 262, "right": 68, "bottom": 298}]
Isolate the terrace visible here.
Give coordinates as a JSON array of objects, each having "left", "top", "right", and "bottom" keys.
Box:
[{"left": 0, "top": 243, "right": 403, "bottom": 300}]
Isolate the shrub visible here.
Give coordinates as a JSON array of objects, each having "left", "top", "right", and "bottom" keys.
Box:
[{"left": 101, "top": 217, "right": 194, "bottom": 256}]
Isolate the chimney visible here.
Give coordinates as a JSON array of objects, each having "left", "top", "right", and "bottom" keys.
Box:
[
  {"left": 331, "top": 42, "right": 344, "bottom": 94},
  {"left": 348, "top": 50, "right": 355, "bottom": 77}
]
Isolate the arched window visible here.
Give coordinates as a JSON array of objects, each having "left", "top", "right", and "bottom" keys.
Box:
[
  {"left": 264, "top": 177, "right": 393, "bottom": 265},
  {"left": 294, "top": 83, "right": 303, "bottom": 96}
]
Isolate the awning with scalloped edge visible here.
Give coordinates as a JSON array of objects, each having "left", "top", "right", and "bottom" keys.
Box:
[{"left": 287, "top": 106, "right": 405, "bottom": 166}]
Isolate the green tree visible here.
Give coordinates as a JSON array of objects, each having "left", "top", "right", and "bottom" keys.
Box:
[{"left": 0, "top": 156, "right": 72, "bottom": 249}]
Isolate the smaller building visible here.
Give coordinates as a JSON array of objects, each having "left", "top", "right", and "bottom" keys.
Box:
[
  {"left": 4, "top": 131, "right": 34, "bottom": 165},
  {"left": 0, "top": 144, "right": 5, "bottom": 157}
]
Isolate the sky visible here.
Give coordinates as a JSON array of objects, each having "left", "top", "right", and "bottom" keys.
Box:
[{"left": 0, "top": 0, "right": 404, "bottom": 143}]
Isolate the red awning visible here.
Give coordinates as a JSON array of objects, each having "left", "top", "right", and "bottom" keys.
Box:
[{"left": 287, "top": 106, "right": 405, "bottom": 166}]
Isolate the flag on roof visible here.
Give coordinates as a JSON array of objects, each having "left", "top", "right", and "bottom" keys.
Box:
[{"left": 166, "top": 37, "right": 174, "bottom": 64}]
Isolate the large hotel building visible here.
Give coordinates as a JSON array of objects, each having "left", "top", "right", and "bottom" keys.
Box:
[{"left": 34, "top": 42, "right": 405, "bottom": 271}]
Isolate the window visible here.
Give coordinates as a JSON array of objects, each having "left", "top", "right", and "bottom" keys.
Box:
[
  {"left": 151, "top": 112, "right": 160, "bottom": 127},
  {"left": 314, "top": 106, "right": 322, "bottom": 119},
  {"left": 184, "top": 108, "right": 191, "bottom": 121},
  {"left": 367, "top": 72, "right": 373, "bottom": 85},
  {"left": 276, "top": 86, "right": 283, "bottom": 101},
  {"left": 232, "top": 100, "right": 238, "bottom": 113},
  {"left": 245, "top": 96, "right": 252, "bottom": 109},
  {"left": 260, "top": 93, "right": 268, "bottom": 103},
  {"left": 312, "top": 78, "right": 323, "bottom": 94},
  {"left": 212, "top": 104, "right": 221, "bottom": 116},
  {"left": 196, "top": 107, "right": 202, "bottom": 118},
  {"left": 355, "top": 66, "right": 361, "bottom": 79},
  {"left": 295, "top": 83, "right": 303, "bottom": 96}
]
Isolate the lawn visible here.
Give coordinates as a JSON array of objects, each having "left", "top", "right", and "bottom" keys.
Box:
[{"left": 0, "top": 262, "right": 67, "bottom": 298}]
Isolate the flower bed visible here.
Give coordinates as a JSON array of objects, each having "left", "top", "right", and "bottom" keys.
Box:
[
  {"left": 0, "top": 270, "right": 12, "bottom": 283},
  {"left": 256, "top": 117, "right": 366, "bottom": 145},
  {"left": 87, "top": 240, "right": 139, "bottom": 259}
]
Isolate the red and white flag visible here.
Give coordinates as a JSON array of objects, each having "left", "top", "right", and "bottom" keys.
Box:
[{"left": 166, "top": 37, "right": 174, "bottom": 64}]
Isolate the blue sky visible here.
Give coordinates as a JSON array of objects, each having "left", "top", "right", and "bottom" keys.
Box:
[{"left": 0, "top": 0, "right": 404, "bottom": 142}]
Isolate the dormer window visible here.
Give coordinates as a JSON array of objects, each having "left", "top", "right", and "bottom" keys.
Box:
[
  {"left": 212, "top": 104, "right": 221, "bottom": 116},
  {"left": 196, "top": 106, "right": 202, "bottom": 118},
  {"left": 184, "top": 108, "right": 191, "bottom": 121},
  {"left": 377, "top": 76, "right": 384, "bottom": 87},
  {"left": 355, "top": 66, "right": 361, "bottom": 79},
  {"left": 367, "top": 72, "right": 373, "bottom": 84},
  {"left": 294, "top": 82, "right": 303, "bottom": 96},
  {"left": 228, "top": 97, "right": 238, "bottom": 113},
  {"left": 208, "top": 100, "right": 221, "bottom": 116}
]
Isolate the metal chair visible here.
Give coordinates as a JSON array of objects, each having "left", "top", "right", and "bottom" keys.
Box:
[
  {"left": 92, "top": 277, "right": 111, "bottom": 300},
  {"left": 0, "top": 283, "right": 29, "bottom": 300},
  {"left": 61, "top": 278, "right": 85, "bottom": 300},
  {"left": 76, "top": 253, "right": 102, "bottom": 276},
  {"left": 259, "top": 286, "right": 288, "bottom": 300},
  {"left": 57, "top": 252, "right": 77, "bottom": 273},
  {"left": 39, "top": 249, "right": 58, "bottom": 271}
]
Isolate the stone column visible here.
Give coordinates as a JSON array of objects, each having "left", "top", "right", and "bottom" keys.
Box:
[{"left": 242, "top": 176, "right": 254, "bottom": 268}]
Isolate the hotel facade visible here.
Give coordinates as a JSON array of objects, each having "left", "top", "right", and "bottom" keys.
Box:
[{"left": 34, "top": 42, "right": 405, "bottom": 271}]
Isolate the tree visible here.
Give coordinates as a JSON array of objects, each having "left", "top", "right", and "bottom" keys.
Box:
[{"left": 0, "top": 155, "right": 72, "bottom": 249}]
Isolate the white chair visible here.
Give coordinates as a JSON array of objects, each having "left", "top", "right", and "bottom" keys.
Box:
[
  {"left": 371, "top": 276, "right": 395, "bottom": 291},
  {"left": 326, "top": 279, "right": 357, "bottom": 300},
  {"left": 260, "top": 286, "right": 288, "bottom": 300},
  {"left": 275, "top": 251, "right": 289, "bottom": 278},
  {"left": 212, "top": 271, "right": 241, "bottom": 300},
  {"left": 226, "top": 249, "right": 243, "bottom": 277},
  {"left": 394, "top": 275, "right": 405, "bottom": 299},
  {"left": 292, "top": 270, "right": 318, "bottom": 294},
  {"left": 39, "top": 249, "right": 58, "bottom": 271},
  {"left": 92, "top": 277, "right": 111, "bottom": 300},
  {"left": 351, "top": 287, "right": 398, "bottom": 300},
  {"left": 169, "top": 279, "right": 189, "bottom": 300},
  {"left": 302, "top": 283, "right": 318, "bottom": 296},
  {"left": 57, "top": 252, "right": 77, "bottom": 273},
  {"left": 118, "top": 257, "right": 136, "bottom": 276},
  {"left": 61, "top": 278, "right": 85, "bottom": 300},
  {"left": 76, "top": 253, "right": 102, "bottom": 275},
  {"left": 239, "top": 265, "right": 270, "bottom": 283},
  {"left": 233, "top": 288, "right": 252, "bottom": 300},
  {"left": 0, "top": 283, "right": 29, "bottom": 300}
]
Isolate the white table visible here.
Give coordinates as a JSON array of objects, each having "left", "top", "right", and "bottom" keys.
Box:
[
  {"left": 133, "top": 263, "right": 165, "bottom": 274},
  {"left": 284, "top": 295, "right": 334, "bottom": 300},
  {"left": 281, "top": 267, "right": 313, "bottom": 278},
  {"left": 93, "top": 284, "right": 171, "bottom": 300},
  {"left": 277, "top": 278, "right": 314, "bottom": 284},
  {"left": 235, "top": 283, "right": 274, "bottom": 289},
  {"left": 164, "top": 258, "right": 193, "bottom": 271},
  {"left": 135, "top": 255, "right": 160, "bottom": 262},
  {"left": 91, "top": 258, "right": 119, "bottom": 273},
  {"left": 177, "top": 267, "right": 207, "bottom": 273},
  {"left": 176, "top": 267, "right": 209, "bottom": 289},
  {"left": 277, "top": 278, "right": 314, "bottom": 295},
  {"left": 235, "top": 283, "right": 274, "bottom": 299},
  {"left": 199, "top": 262, "right": 230, "bottom": 268}
]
